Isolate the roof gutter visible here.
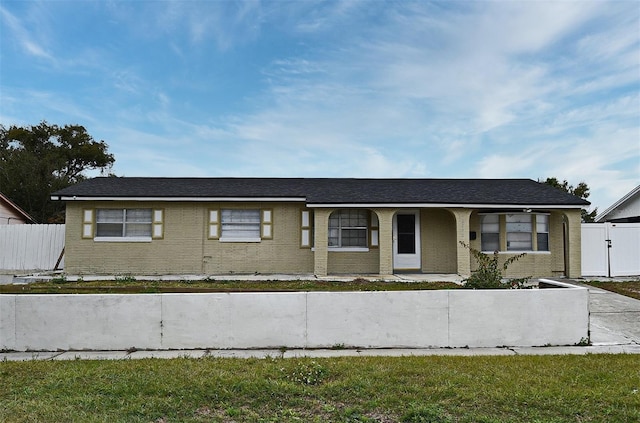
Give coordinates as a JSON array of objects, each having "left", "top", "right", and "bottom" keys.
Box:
[
  {"left": 52, "top": 196, "right": 308, "bottom": 202},
  {"left": 50, "top": 196, "right": 586, "bottom": 209},
  {"left": 306, "top": 203, "right": 585, "bottom": 209}
]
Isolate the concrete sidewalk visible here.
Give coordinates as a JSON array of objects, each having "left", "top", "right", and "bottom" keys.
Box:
[
  {"left": 2, "top": 277, "right": 639, "bottom": 362},
  {"left": 3, "top": 344, "right": 640, "bottom": 362}
]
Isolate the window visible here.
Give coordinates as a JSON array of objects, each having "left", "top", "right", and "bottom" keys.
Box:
[
  {"left": 329, "top": 210, "right": 368, "bottom": 248},
  {"left": 221, "top": 209, "right": 261, "bottom": 241},
  {"left": 536, "top": 214, "right": 549, "bottom": 251},
  {"left": 480, "top": 213, "right": 550, "bottom": 252},
  {"left": 506, "top": 214, "right": 532, "bottom": 251},
  {"left": 96, "top": 209, "right": 152, "bottom": 238},
  {"left": 481, "top": 214, "right": 500, "bottom": 252}
]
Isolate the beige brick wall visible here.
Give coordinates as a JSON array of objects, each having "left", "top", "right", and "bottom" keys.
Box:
[
  {"left": 203, "top": 203, "right": 313, "bottom": 274},
  {"left": 65, "top": 202, "right": 313, "bottom": 275},
  {"left": 328, "top": 251, "right": 380, "bottom": 274},
  {"left": 420, "top": 209, "right": 457, "bottom": 273},
  {"left": 65, "top": 202, "right": 582, "bottom": 278},
  {"left": 563, "top": 209, "right": 583, "bottom": 278},
  {"left": 65, "top": 201, "right": 204, "bottom": 274}
]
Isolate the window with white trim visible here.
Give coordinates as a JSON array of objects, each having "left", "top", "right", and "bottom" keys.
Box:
[
  {"left": 329, "top": 209, "right": 368, "bottom": 248},
  {"left": 221, "top": 209, "right": 261, "bottom": 241},
  {"left": 96, "top": 209, "right": 152, "bottom": 238}
]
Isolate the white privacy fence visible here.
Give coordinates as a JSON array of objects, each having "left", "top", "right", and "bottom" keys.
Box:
[
  {"left": 582, "top": 223, "right": 640, "bottom": 277},
  {"left": 0, "top": 225, "right": 65, "bottom": 271}
]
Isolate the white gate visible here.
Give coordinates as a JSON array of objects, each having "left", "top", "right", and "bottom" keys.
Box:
[
  {"left": 581, "top": 223, "right": 640, "bottom": 277},
  {"left": 0, "top": 224, "right": 65, "bottom": 271}
]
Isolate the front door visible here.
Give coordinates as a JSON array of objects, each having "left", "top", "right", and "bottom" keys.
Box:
[{"left": 393, "top": 211, "right": 421, "bottom": 271}]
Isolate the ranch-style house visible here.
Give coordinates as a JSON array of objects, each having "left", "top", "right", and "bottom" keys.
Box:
[{"left": 52, "top": 177, "right": 589, "bottom": 278}]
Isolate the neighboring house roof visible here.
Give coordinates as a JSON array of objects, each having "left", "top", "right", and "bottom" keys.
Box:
[
  {"left": 0, "top": 192, "right": 35, "bottom": 224},
  {"left": 52, "top": 177, "right": 589, "bottom": 208},
  {"left": 595, "top": 184, "right": 640, "bottom": 223}
]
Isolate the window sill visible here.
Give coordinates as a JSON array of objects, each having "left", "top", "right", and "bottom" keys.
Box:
[
  {"left": 219, "top": 238, "right": 261, "bottom": 243},
  {"left": 482, "top": 250, "right": 551, "bottom": 254},
  {"left": 328, "top": 247, "right": 370, "bottom": 252},
  {"left": 94, "top": 237, "right": 152, "bottom": 243}
]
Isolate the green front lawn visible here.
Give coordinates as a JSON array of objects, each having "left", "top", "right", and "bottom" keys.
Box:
[
  {"left": 583, "top": 281, "right": 640, "bottom": 301},
  {"left": 0, "top": 279, "right": 460, "bottom": 294},
  {"left": 1, "top": 355, "right": 639, "bottom": 422}
]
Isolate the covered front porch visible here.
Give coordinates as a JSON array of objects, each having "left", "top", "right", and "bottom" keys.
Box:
[{"left": 310, "top": 207, "right": 582, "bottom": 279}]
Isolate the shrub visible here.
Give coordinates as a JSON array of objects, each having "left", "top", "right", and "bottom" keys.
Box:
[{"left": 460, "top": 242, "right": 530, "bottom": 289}]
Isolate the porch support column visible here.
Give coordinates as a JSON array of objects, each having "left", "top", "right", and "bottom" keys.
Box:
[
  {"left": 448, "top": 208, "right": 473, "bottom": 277},
  {"left": 564, "top": 209, "right": 582, "bottom": 278},
  {"left": 313, "top": 208, "right": 331, "bottom": 277},
  {"left": 373, "top": 209, "right": 395, "bottom": 276}
]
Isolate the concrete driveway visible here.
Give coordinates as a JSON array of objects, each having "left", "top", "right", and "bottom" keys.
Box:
[{"left": 577, "top": 281, "right": 640, "bottom": 346}]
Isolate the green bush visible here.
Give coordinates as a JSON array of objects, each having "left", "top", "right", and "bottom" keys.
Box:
[{"left": 460, "top": 242, "right": 530, "bottom": 289}]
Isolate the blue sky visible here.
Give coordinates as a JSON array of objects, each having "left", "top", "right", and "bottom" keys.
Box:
[{"left": 1, "top": 0, "right": 638, "bottom": 212}]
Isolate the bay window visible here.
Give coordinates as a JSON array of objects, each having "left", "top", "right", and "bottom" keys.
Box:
[
  {"left": 480, "top": 213, "right": 550, "bottom": 252},
  {"left": 536, "top": 214, "right": 549, "bottom": 251},
  {"left": 506, "top": 214, "right": 532, "bottom": 251},
  {"left": 480, "top": 214, "right": 500, "bottom": 252}
]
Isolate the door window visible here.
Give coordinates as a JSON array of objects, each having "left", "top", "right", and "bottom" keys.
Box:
[{"left": 397, "top": 214, "right": 416, "bottom": 254}]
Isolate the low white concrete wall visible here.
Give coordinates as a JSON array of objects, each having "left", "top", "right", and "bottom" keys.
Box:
[{"left": 0, "top": 282, "right": 589, "bottom": 351}]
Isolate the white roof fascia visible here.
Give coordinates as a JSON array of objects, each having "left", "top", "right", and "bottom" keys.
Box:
[
  {"left": 595, "top": 184, "right": 640, "bottom": 222},
  {"left": 306, "top": 203, "right": 584, "bottom": 209},
  {"left": 52, "top": 196, "right": 585, "bottom": 209},
  {"left": 53, "top": 196, "right": 307, "bottom": 202}
]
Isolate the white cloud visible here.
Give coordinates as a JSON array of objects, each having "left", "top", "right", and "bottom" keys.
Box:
[
  {"left": 0, "top": 5, "right": 53, "bottom": 60},
  {"left": 1, "top": 0, "right": 636, "bottom": 212}
]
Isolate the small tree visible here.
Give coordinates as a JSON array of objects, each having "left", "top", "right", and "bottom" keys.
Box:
[
  {"left": 541, "top": 177, "right": 597, "bottom": 222},
  {"left": 460, "top": 242, "right": 530, "bottom": 289}
]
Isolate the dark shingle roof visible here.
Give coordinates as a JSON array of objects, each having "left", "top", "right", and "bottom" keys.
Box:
[{"left": 52, "top": 177, "right": 590, "bottom": 206}]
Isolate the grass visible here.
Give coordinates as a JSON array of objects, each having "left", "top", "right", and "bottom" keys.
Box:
[
  {"left": 0, "top": 279, "right": 460, "bottom": 294},
  {"left": 583, "top": 281, "right": 640, "bottom": 301},
  {"left": 1, "top": 354, "right": 639, "bottom": 422}
]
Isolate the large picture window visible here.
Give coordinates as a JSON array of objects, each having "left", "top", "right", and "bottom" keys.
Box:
[
  {"left": 329, "top": 209, "right": 368, "bottom": 248},
  {"left": 96, "top": 209, "right": 152, "bottom": 238},
  {"left": 221, "top": 209, "right": 261, "bottom": 241}
]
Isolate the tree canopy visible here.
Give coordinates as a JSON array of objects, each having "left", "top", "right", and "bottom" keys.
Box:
[
  {"left": 0, "top": 121, "right": 114, "bottom": 223},
  {"left": 542, "top": 177, "right": 597, "bottom": 222}
]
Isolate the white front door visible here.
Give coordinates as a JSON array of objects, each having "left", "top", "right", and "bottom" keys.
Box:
[{"left": 393, "top": 211, "right": 421, "bottom": 271}]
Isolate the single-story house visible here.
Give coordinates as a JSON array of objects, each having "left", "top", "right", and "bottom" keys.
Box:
[
  {"left": 0, "top": 192, "right": 35, "bottom": 224},
  {"left": 51, "top": 177, "right": 588, "bottom": 278},
  {"left": 595, "top": 184, "right": 640, "bottom": 223}
]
